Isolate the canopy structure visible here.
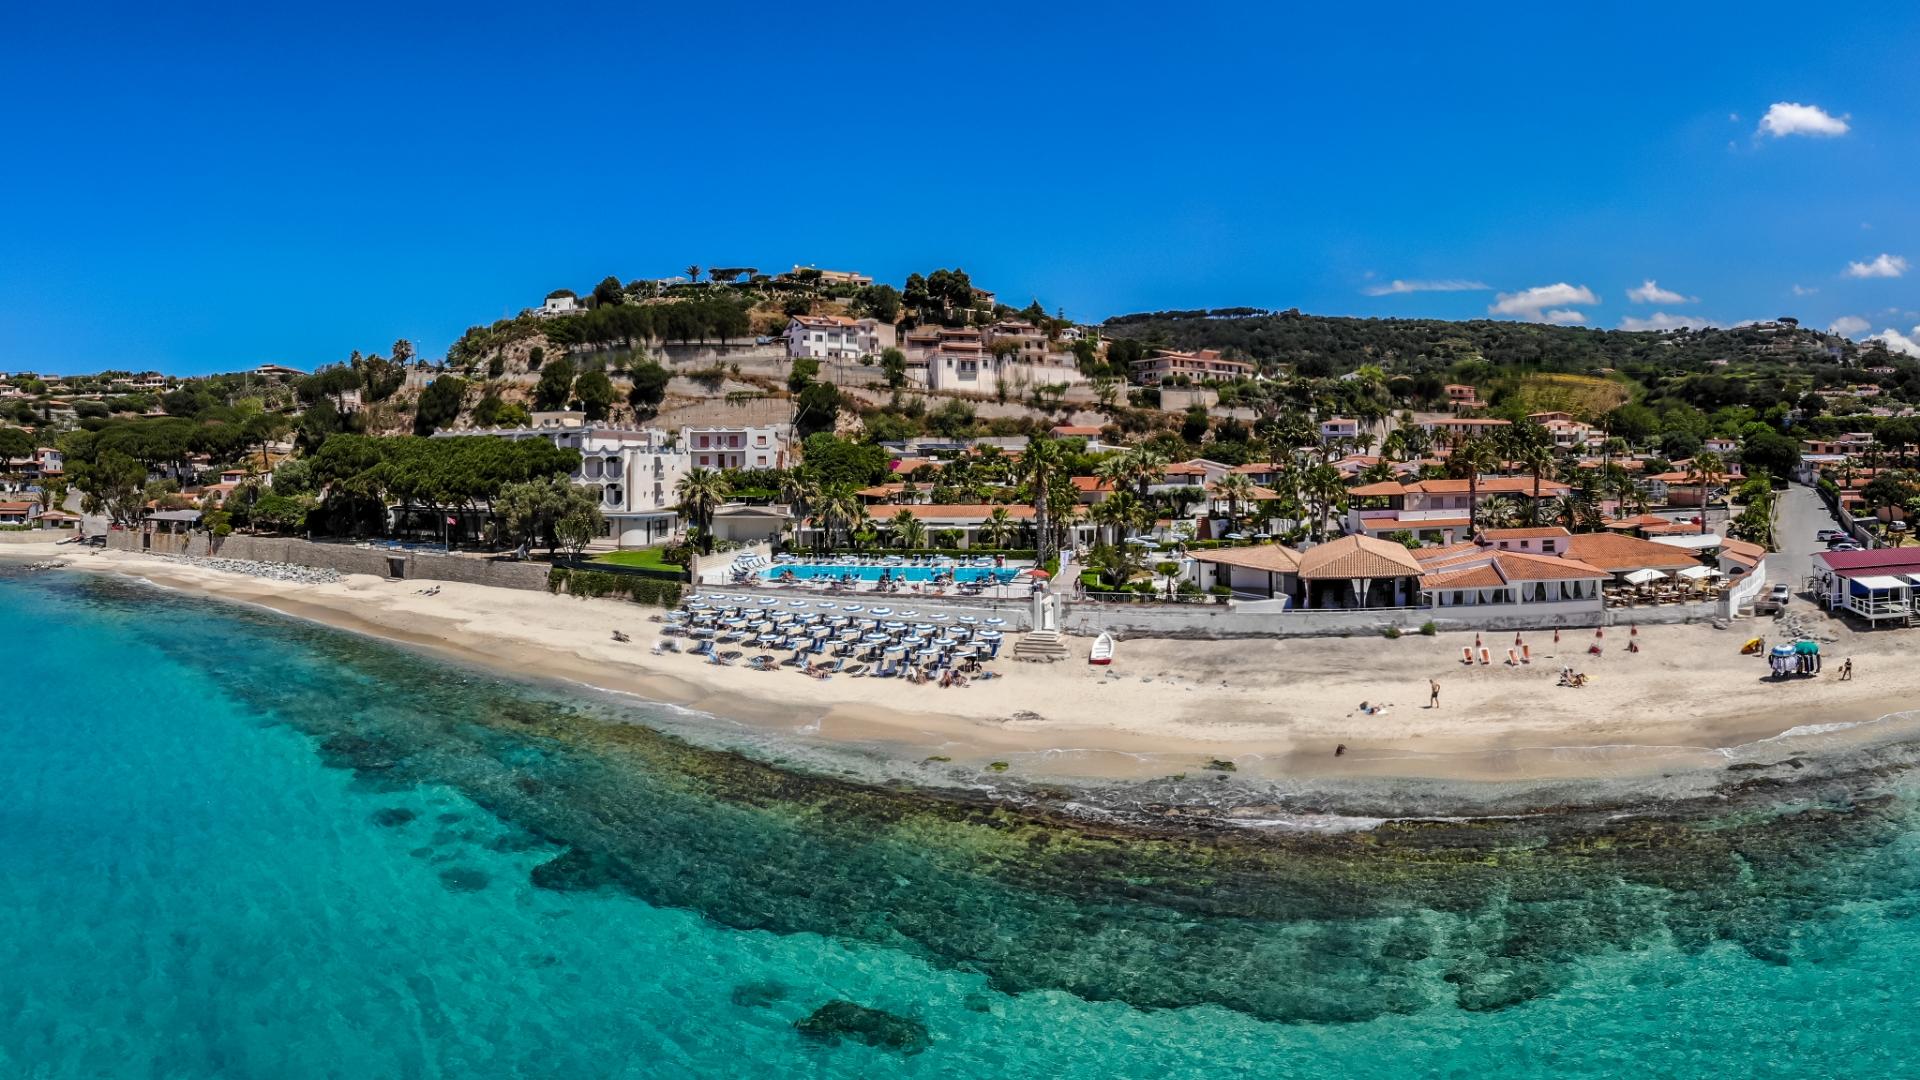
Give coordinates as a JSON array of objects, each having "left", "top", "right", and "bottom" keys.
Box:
[
  {"left": 1794, "top": 639, "right": 1821, "bottom": 655},
  {"left": 1852, "top": 574, "right": 1912, "bottom": 590},
  {"left": 1622, "top": 568, "right": 1669, "bottom": 585},
  {"left": 1675, "top": 565, "right": 1717, "bottom": 580}
]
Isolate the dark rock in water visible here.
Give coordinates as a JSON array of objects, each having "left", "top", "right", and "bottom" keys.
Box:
[
  {"left": 730, "top": 980, "right": 788, "bottom": 1008},
  {"left": 438, "top": 867, "right": 490, "bottom": 892},
  {"left": 370, "top": 807, "right": 417, "bottom": 827},
  {"left": 795, "top": 1001, "right": 930, "bottom": 1055},
  {"left": 437, "top": 811, "right": 465, "bottom": 825},
  {"left": 961, "top": 993, "right": 993, "bottom": 1014},
  {"left": 530, "top": 847, "right": 618, "bottom": 892}
]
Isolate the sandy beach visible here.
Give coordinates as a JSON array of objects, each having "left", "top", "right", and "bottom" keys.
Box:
[{"left": 13, "top": 541, "right": 1919, "bottom": 785}]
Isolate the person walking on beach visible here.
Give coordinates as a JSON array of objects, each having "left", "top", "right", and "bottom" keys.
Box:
[
  {"left": 1428, "top": 679, "right": 1440, "bottom": 709},
  {"left": 1840, "top": 658, "right": 1854, "bottom": 681}
]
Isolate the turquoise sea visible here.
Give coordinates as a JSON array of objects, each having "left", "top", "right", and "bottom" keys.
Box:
[{"left": 4, "top": 567, "right": 1920, "bottom": 1078}]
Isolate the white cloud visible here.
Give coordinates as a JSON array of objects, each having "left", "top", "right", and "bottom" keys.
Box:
[
  {"left": 1847, "top": 253, "right": 1909, "bottom": 279},
  {"left": 1620, "top": 312, "right": 1714, "bottom": 331},
  {"left": 1544, "top": 309, "right": 1587, "bottom": 325},
  {"left": 1627, "top": 279, "right": 1693, "bottom": 305},
  {"left": 1868, "top": 326, "right": 1920, "bottom": 358},
  {"left": 1829, "top": 315, "right": 1871, "bottom": 337},
  {"left": 1792, "top": 284, "right": 1819, "bottom": 296},
  {"left": 1758, "top": 102, "right": 1850, "bottom": 138},
  {"left": 1488, "top": 283, "right": 1599, "bottom": 321},
  {"left": 1362, "top": 278, "right": 1491, "bottom": 296}
]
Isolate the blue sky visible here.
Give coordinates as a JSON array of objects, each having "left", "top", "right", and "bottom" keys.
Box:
[{"left": 4, "top": 2, "right": 1919, "bottom": 374}]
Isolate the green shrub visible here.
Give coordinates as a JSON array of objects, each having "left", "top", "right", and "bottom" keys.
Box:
[
  {"left": 1383, "top": 626, "right": 1401, "bottom": 639},
  {"left": 1208, "top": 584, "right": 1232, "bottom": 596},
  {"left": 1419, "top": 620, "right": 1438, "bottom": 636},
  {"left": 546, "top": 566, "right": 681, "bottom": 607}
]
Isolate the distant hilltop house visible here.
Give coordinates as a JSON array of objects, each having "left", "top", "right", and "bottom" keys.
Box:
[
  {"left": 784, "top": 315, "right": 896, "bottom": 360},
  {"left": 253, "top": 363, "right": 306, "bottom": 378},
  {"left": 788, "top": 266, "right": 872, "bottom": 287},
  {"left": 537, "top": 293, "right": 582, "bottom": 318},
  {"left": 1126, "top": 348, "right": 1256, "bottom": 386}
]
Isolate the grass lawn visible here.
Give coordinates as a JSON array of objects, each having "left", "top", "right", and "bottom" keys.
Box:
[{"left": 593, "top": 547, "right": 682, "bottom": 572}]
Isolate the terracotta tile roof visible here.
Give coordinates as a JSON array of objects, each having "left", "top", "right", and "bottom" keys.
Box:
[
  {"left": 0, "top": 501, "right": 33, "bottom": 512},
  {"left": 1297, "top": 534, "right": 1424, "bottom": 579},
  {"left": 856, "top": 483, "right": 906, "bottom": 498},
  {"left": 1413, "top": 541, "right": 1484, "bottom": 563},
  {"left": 1494, "top": 551, "right": 1609, "bottom": 580},
  {"left": 1419, "top": 564, "right": 1507, "bottom": 589},
  {"left": 889, "top": 457, "right": 940, "bottom": 474},
  {"left": 1069, "top": 476, "right": 1114, "bottom": 494},
  {"left": 1563, "top": 532, "right": 1703, "bottom": 572},
  {"left": 1414, "top": 477, "right": 1572, "bottom": 496},
  {"left": 1348, "top": 480, "right": 1410, "bottom": 497},
  {"left": 1480, "top": 526, "right": 1573, "bottom": 541},
  {"left": 1050, "top": 425, "right": 1105, "bottom": 437},
  {"left": 1417, "top": 550, "right": 1608, "bottom": 589},
  {"left": 1365, "top": 515, "right": 1472, "bottom": 530},
  {"left": 1719, "top": 538, "right": 1766, "bottom": 567},
  {"left": 1190, "top": 545, "right": 1302, "bottom": 573},
  {"left": 1229, "top": 461, "right": 1278, "bottom": 474},
  {"left": 1605, "top": 514, "right": 1672, "bottom": 529},
  {"left": 911, "top": 504, "right": 1037, "bottom": 521}
]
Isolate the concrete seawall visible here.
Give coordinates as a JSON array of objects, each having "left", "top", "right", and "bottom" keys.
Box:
[{"left": 107, "top": 532, "right": 550, "bottom": 591}]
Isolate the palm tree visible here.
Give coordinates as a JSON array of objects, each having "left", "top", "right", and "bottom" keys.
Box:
[
  {"left": 1380, "top": 428, "right": 1410, "bottom": 463},
  {"left": 812, "top": 484, "right": 859, "bottom": 551},
  {"left": 1019, "top": 436, "right": 1068, "bottom": 566},
  {"left": 1210, "top": 473, "right": 1258, "bottom": 534},
  {"left": 1691, "top": 451, "right": 1726, "bottom": 535},
  {"left": 1092, "top": 490, "right": 1144, "bottom": 547},
  {"left": 675, "top": 467, "right": 731, "bottom": 554},
  {"left": 1517, "top": 442, "right": 1558, "bottom": 526},
  {"left": 778, "top": 469, "right": 816, "bottom": 541},
  {"left": 1304, "top": 464, "right": 1346, "bottom": 541},
  {"left": 1452, "top": 437, "right": 1501, "bottom": 533},
  {"left": 1118, "top": 445, "right": 1169, "bottom": 500},
  {"left": 1477, "top": 495, "right": 1527, "bottom": 530},
  {"left": 888, "top": 509, "right": 927, "bottom": 550},
  {"left": 979, "top": 507, "right": 1018, "bottom": 549}
]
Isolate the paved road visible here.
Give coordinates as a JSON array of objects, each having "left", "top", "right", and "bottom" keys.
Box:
[{"left": 1770, "top": 481, "right": 1844, "bottom": 590}]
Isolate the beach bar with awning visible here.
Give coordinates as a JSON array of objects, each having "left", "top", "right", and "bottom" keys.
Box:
[{"left": 1811, "top": 548, "right": 1920, "bottom": 625}]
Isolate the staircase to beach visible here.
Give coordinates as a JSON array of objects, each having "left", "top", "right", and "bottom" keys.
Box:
[{"left": 1013, "top": 630, "right": 1072, "bottom": 663}]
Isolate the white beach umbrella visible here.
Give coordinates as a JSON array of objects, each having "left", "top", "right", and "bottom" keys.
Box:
[
  {"left": 1623, "top": 568, "right": 1670, "bottom": 585},
  {"left": 1675, "top": 565, "right": 1716, "bottom": 580}
]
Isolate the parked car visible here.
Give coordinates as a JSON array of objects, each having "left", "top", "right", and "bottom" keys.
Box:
[
  {"left": 1769, "top": 583, "right": 1793, "bottom": 606},
  {"left": 1817, "top": 529, "right": 1844, "bottom": 542},
  {"left": 1827, "top": 535, "right": 1858, "bottom": 548},
  {"left": 1830, "top": 542, "right": 1862, "bottom": 552}
]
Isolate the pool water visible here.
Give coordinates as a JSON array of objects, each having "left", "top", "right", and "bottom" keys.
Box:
[{"left": 762, "top": 564, "right": 1019, "bottom": 584}]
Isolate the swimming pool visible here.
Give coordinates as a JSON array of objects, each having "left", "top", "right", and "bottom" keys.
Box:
[{"left": 761, "top": 564, "right": 1019, "bottom": 584}]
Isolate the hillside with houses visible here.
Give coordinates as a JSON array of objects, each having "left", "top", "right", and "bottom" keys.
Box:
[{"left": 5, "top": 259, "right": 1920, "bottom": 629}]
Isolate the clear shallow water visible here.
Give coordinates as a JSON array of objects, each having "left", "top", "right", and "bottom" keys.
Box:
[{"left": 2, "top": 570, "right": 1919, "bottom": 1077}]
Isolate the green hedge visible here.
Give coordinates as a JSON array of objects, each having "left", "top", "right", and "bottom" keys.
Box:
[{"left": 547, "top": 567, "right": 683, "bottom": 607}]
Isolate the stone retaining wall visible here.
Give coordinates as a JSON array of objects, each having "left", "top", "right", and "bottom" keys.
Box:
[{"left": 107, "top": 532, "right": 550, "bottom": 591}]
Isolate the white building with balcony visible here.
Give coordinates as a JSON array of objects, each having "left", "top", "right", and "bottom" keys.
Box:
[
  {"left": 683, "top": 424, "right": 790, "bottom": 471},
  {"left": 784, "top": 315, "right": 895, "bottom": 360},
  {"left": 437, "top": 420, "right": 685, "bottom": 548}
]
